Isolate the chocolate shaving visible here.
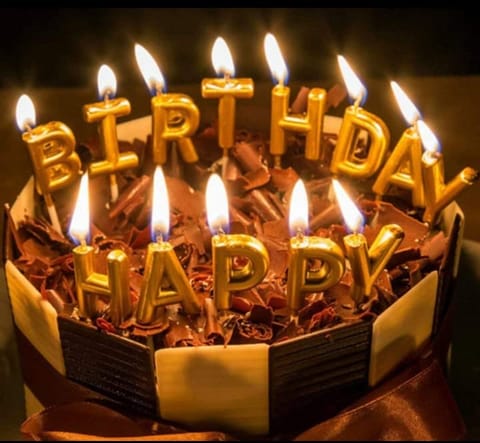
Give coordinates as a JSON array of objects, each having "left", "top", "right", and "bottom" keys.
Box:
[
  {"left": 164, "top": 322, "right": 202, "bottom": 348},
  {"left": 231, "top": 141, "right": 264, "bottom": 173},
  {"left": 203, "top": 297, "right": 225, "bottom": 345}
]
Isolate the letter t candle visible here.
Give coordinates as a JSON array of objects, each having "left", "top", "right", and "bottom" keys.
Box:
[
  {"left": 332, "top": 179, "right": 404, "bottom": 305},
  {"left": 202, "top": 37, "right": 254, "bottom": 178}
]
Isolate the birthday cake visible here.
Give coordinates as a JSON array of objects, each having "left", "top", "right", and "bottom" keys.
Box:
[{"left": 3, "top": 42, "right": 475, "bottom": 439}]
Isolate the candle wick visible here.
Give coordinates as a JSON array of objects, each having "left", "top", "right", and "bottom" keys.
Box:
[
  {"left": 103, "top": 90, "right": 112, "bottom": 104},
  {"left": 353, "top": 94, "right": 362, "bottom": 109},
  {"left": 24, "top": 123, "right": 33, "bottom": 133},
  {"left": 295, "top": 228, "right": 304, "bottom": 242},
  {"left": 80, "top": 238, "right": 87, "bottom": 247},
  {"left": 413, "top": 118, "right": 419, "bottom": 133},
  {"left": 156, "top": 233, "right": 164, "bottom": 244}
]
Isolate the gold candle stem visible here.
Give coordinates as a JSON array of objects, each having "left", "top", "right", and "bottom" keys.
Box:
[
  {"left": 72, "top": 244, "right": 97, "bottom": 320},
  {"left": 107, "top": 249, "right": 132, "bottom": 327},
  {"left": 269, "top": 84, "right": 289, "bottom": 162},
  {"left": 343, "top": 233, "right": 370, "bottom": 304},
  {"left": 218, "top": 94, "right": 236, "bottom": 149}
]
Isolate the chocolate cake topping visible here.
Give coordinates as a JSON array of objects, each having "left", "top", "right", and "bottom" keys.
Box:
[{"left": 7, "top": 84, "right": 450, "bottom": 354}]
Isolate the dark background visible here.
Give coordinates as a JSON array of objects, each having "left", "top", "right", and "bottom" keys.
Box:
[{"left": 1, "top": 7, "right": 480, "bottom": 90}]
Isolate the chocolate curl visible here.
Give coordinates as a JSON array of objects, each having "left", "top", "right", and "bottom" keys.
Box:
[
  {"left": 326, "top": 83, "right": 348, "bottom": 109},
  {"left": 290, "top": 83, "right": 347, "bottom": 115},
  {"left": 307, "top": 306, "right": 342, "bottom": 333},
  {"left": 269, "top": 166, "right": 299, "bottom": 194},
  {"left": 109, "top": 175, "right": 151, "bottom": 220},
  {"left": 420, "top": 231, "right": 447, "bottom": 263},
  {"left": 387, "top": 247, "right": 422, "bottom": 270},
  {"left": 203, "top": 297, "right": 225, "bottom": 345},
  {"left": 18, "top": 215, "right": 73, "bottom": 257},
  {"left": 231, "top": 296, "right": 254, "bottom": 314},
  {"left": 310, "top": 203, "right": 342, "bottom": 232},
  {"left": 248, "top": 304, "right": 274, "bottom": 325},
  {"left": 165, "top": 176, "right": 205, "bottom": 220},
  {"left": 231, "top": 140, "right": 264, "bottom": 173},
  {"left": 229, "top": 206, "right": 254, "bottom": 234},
  {"left": 290, "top": 86, "right": 311, "bottom": 114},
  {"left": 164, "top": 322, "right": 203, "bottom": 348},
  {"left": 233, "top": 317, "right": 273, "bottom": 344},
  {"left": 232, "top": 167, "right": 271, "bottom": 193},
  {"left": 183, "top": 224, "right": 207, "bottom": 256},
  {"left": 248, "top": 189, "right": 283, "bottom": 222},
  {"left": 41, "top": 288, "right": 66, "bottom": 314}
]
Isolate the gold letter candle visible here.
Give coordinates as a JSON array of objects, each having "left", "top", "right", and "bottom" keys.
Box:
[
  {"left": 206, "top": 173, "right": 269, "bottom": 311},
  {"left": 286, "top": 179, "right": 345, "bottom": 318},
  {"left": 69, "top": 173, "right": 132, "bottom": 327},
  {"left": 136, "top": 166, "right": 201, "bottom": 325},
  {"left": 330, "top": 56, "right": 390, "bottom": 179},
  {"left": 202, "top": 37, "right": 254, "bottom": 177},
  {"left": 82, "top": 64, "right": 139, "bottom": 203},
  {"left": 372, "top": 81, "right": 425, "bottom": 207},
  {"left": 332, "top": 179, "right": 404, "bottom": 304},
  {"left": 417, "top": 120, "right": 479, "bottom": 226},
  {"left": 135, "top": 44, "right": 200, "bottom": 166},
  {"left": 16, "top": 94, "right": 81, "bottom": 234},
  {"left": 264, "top": 33, "right": 327, "bottom": 167}
]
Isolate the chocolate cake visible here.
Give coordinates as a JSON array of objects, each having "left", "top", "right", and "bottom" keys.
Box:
[{"left": 4, "top": 85, "right": 465, "bottom": 438}]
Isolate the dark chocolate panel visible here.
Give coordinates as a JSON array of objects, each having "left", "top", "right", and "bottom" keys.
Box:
[
  {"left": 434, "top": 213, "right": 463, "bottom": 336},
  {"left": 269, "top": 320, "right": 372, "bottom": 433},
  {"left": 58, "top": 315, "right": 157, "bottom": 417}
]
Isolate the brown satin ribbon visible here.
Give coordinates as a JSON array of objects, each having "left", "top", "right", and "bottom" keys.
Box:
[
  {"left": 19, "top": 357, "right": 466, "bottom": 441},
  {"left": 16, "top": 305, "right": 466, "bottom": 441}
]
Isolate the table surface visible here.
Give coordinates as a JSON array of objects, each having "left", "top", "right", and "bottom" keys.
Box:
[{"left": 0, "top": 78, "right": 480, "bottom": 440}]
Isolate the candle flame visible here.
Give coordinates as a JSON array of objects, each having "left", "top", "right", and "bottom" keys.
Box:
[
  {"left": 134, "top": 43, "right": 166, "bottom": 95},
  {"left": 417, "top": 120, "right": 441, "bottom": 155},
  {"left": 212, "top": 37, "right": 235, "bottom": 77},
  {"left": 97, "top": 64, "right": 117, "bottom": 99},
  {"left": 264, "top": 33, "right": 288, "bottom": 85},
  {"left": 332, "top": 179, "right": 364, "bottom": 233},
  {"left": 151, "top": 166, "right": 170, "bottom": 241},
  {"left": 15, "top": 94, "right": 36, "bottom": 131},
  {"left": 337, "top": 55, "right": 366, "bottom": 104},
  {"left": 289, "top": 179, "right": 309, "bottom": 236},
  {"left": 390, "top": 81, "right": 421, "bottom": 125},
  {"left": 69, "top": 172, "right": 90, "bottom": 245},
  {"left": 206, "top": 173, "right": 229, "bottom": 234}
]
